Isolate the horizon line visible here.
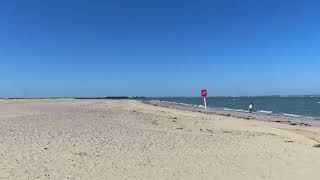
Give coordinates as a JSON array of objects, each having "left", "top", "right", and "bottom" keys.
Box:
[{"left": 1, "top": 94, "right": 320, "bottom": 99}]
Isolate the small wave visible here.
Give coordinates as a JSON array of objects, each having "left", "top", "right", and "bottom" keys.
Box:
[
  {"left": 178, "top": 103, "right": 193, "bottom": 107},
  {"left": 317, "top": 102, "right": 320, "bottom": 104},
  {"left": 235, "top": 109, "right": 250, "bottom": 113},
  {"left": 223, "top": 108, "right": 233, "bottom": 111},
  {"left": 283, "top": 113, "right": 301, "bottom": 118},
  {"left": 223, "top": 108, "right": 249, "bottom": 113},
  {"left": 160, "top": 100, "right": 193, "bottom": 107},
  {"left": 258, "top": 110, "right": 273, "bottom": 114}
]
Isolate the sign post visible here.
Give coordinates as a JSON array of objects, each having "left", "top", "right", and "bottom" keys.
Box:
[{"left": 201, "top": 89, "right": 207, "bottom": 110}]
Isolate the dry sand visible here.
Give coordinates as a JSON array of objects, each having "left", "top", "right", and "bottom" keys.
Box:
[{"left": 0, "top": 99, "right": 320, "bottom": 180}]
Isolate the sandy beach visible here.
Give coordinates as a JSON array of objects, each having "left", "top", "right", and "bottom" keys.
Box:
[{"left": 1, "top": 99, "right": 320, "bottom": 180}]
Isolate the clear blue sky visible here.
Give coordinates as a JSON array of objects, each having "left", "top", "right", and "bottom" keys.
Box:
[{"left": 1, "top": 0, "right": 319, "bottom": 97}]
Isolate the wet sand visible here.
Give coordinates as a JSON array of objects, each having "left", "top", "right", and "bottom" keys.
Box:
[{"left": 0, "top": 99, "right": 320, "bottom": 179}]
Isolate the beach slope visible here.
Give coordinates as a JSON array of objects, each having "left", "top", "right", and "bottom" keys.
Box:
[{"left": 0, "top": 99, "right": 320, "bottom": 179}]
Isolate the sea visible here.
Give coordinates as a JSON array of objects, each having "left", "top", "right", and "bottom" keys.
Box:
[{"left": 146, "top": 96, "right": 320, "bottom": 119}]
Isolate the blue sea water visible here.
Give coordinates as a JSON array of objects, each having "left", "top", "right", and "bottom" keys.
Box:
[{"left": 147, "top": 96, "right": 320, "bottom": 119}]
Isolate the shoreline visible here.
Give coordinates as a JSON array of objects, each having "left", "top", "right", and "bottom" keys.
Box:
[
  {"left": 142, "top": 96, "right": 320, "bottom": 120},
  {"left": 144, "top": 100, "right": 320, "bottom": 127},
  {"left": 2, "top": 97, "right": 319, "bottom": 120}
]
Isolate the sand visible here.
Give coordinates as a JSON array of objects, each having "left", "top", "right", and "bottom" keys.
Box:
[{"left": 0, "top": 99, "right": 320, "bottom": 180}]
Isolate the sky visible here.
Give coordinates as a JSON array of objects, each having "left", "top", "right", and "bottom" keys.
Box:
[{"left": 0, "top": 0, "right": 320, "bottom": 97}]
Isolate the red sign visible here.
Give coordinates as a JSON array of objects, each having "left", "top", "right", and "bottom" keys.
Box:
[{"left": 201, "top": 89, "right": 207, "bottom": 97}]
